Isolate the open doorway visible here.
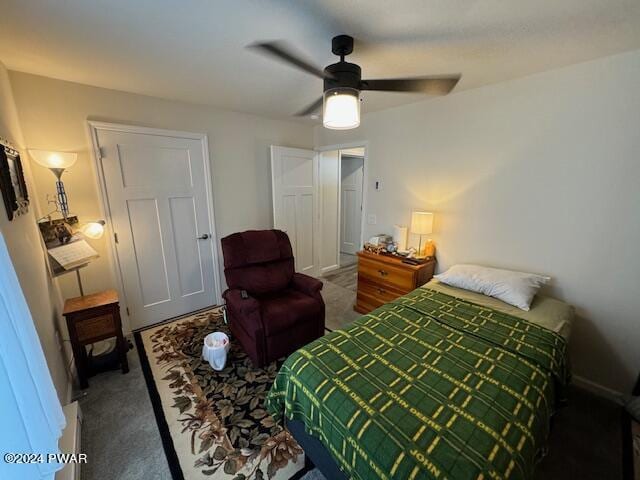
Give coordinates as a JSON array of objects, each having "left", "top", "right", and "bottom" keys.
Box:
[
  {"left": 316, "top": 144, "right": 366, "bottom": 274},
  {"left": 315, "top": 144, "right": 366, "bottom": 330},
  {"left": 270, "top": 143, "right": 366, "bottom": 277},
  {"left": 338, "top": 147, "right": 364, "bottom": 267},
  {"left": 270, "top": 143, "right": 366, "bottom": 330}
]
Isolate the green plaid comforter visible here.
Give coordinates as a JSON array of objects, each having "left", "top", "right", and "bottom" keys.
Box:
[{"left": 265, "top": 288, "right": 569, "bottom": 480}]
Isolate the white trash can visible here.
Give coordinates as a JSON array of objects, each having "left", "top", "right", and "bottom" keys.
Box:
[{"left": 202, "top": 332, "right": 230, "bottom": 371}]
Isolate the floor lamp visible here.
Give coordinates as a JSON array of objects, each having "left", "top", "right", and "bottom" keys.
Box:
[{"left": 29, "top": 150, "right": 77, "bottom": 219}]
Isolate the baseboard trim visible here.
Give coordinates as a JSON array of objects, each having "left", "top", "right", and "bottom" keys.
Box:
[
  {"left": 320, "top": 264, "right": 339, "bottom": 276},
  {"left": 572, "top": 375, "right": 624, "bottom": 404}
]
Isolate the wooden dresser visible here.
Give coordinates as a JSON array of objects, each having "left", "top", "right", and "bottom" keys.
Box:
[{"left": 355, "top": 251, "right": 436, "bottom": 314}]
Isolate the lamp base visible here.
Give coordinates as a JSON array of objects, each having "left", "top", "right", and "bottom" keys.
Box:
[{"left": 417, "top": 238, "right": 436, "bottom": 258}]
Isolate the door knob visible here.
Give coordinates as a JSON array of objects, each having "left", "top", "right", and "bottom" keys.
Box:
[{"left": 197, "top": 234, "right": 210, "bottom": 240}]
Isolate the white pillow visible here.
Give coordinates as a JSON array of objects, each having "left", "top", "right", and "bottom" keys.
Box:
[{"left": 434, "top": 264, "right": 550, "bottom": 311}]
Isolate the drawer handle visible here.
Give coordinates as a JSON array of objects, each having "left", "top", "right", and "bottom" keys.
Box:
[
  {"left": 377, "top": 288, "right": 386, "bottom": 294},
  {"left": 378, "top": 269, "right": 388, "bottom": 276}
]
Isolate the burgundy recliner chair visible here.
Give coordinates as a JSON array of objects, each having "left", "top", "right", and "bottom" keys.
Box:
[{"left": 221, "top": 230, "right": 325, "bottom": 367}]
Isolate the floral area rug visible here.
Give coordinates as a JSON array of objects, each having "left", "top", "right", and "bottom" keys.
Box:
[{"left": 135, "top": 307, "right": 310, "bottom": 480}]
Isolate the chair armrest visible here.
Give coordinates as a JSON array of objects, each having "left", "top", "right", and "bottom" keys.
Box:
[
  {"left": 291, "top": 273, "right": 323, "bottom": 296},
  {"left": 223, "top": 289, "right": 260, "bottom": 315}
]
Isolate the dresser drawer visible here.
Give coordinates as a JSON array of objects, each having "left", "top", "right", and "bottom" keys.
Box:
[
  {"left": 356, "top": 282, "right": 403, "bottom": 313},
  {"left": 355, "top": 294, "right": 382, "bottom": 314},
  {"left": 74, "top": 313, "right": 117, "bottom": 342},
  {"left": 358, "top": 256, "right": 415, "bottom": 292},
  {"left": 358, "top": 278, "right": 404, "bottom": 304}
]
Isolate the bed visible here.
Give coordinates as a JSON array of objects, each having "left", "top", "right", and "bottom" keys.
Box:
[{"left": 265, "top": 279, "right": 573, "bottom": 480}]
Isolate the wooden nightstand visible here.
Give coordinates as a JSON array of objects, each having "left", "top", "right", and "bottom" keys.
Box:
[
  {"left": 63, "top": 289, "right": 129, "bottom": 389},
  {"left": 355, "top": 251, "right": 436, "bottom": 314}
]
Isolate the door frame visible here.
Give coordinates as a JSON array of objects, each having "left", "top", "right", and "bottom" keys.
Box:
[
  {"left": 316, "top": 141, "right": 368, "bottom": 269},
  {"left": 87, "top": 121, "right": 223, "bottom": 332}
]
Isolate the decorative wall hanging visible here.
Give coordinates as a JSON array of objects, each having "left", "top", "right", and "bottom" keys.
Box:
[{"left": 0, "top": 142, "right": 30, "bottom": 221}]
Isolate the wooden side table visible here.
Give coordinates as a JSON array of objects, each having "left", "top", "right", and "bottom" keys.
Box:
[{"left": 63, "top": 289, "right": 129, "bottom": 389}]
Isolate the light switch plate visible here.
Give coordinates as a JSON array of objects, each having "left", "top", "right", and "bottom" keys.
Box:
[{"left": 367, "top": 214, "right": 377, "bottom": 225}]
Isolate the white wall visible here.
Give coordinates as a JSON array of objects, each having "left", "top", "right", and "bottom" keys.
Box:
[
  {"left": 9, "top": 72, "right": 315, "bottom": 331},
  {"left": 315, "top": 49, "right": 640, "bottom": 395},
  {"left": 0, "top": 63, "right": 70, "bottom": 402}
]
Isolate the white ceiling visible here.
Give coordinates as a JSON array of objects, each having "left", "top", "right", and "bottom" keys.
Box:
[{"left": 1, "top": 0, "right": 639, "bottom": 121}]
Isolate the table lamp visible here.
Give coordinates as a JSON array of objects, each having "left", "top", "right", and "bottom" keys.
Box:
[
  {"left": 29, "top": 150, "right": 77, "bottom": 218},
  {"left": 410, "top": 211, "right": 434, "bottom": 258}
]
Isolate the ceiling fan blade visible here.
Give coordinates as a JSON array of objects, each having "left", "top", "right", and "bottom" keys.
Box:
[
  {"left": 360, "top": 75, "right": 461, "bottom": 95},
  {"left": 248, "top": 41, "right": 333, "bottom": 80},
  {"left": 294, "top": 97, "right": 323, "bottom": 117}
]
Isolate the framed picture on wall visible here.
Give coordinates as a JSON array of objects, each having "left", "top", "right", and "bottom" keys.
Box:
[{"left": 0, "top": 144, "right": 29, "bottom": 221}]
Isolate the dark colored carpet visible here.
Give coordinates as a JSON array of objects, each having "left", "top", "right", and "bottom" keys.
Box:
[{"left": 534, "top": 385, "right": 622, "bottom": 479}]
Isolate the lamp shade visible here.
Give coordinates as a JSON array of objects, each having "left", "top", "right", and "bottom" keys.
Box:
[
  {"left": 29, "top": 150, "right": 77, "bottom": 170},
  {"left": 80, "top": 220, "right": 106, "bottom": 239},
  {"left": 410, "top": 211, "right": 433, "bottom": 235},
  {"left": 323, "top": 87, "right": 360, "bottom": 130}
]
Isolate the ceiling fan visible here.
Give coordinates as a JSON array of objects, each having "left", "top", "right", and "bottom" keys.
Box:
[{"left": 249, "top": 34, "right": 461, "bottom": 130}]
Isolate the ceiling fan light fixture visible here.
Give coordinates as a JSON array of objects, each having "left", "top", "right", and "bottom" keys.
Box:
[
  {"left": 249, "top": 35, "right": 460, "bottom": 125},
  {"left": 323, "top": 87, "right": 360, "bottom": 130}
]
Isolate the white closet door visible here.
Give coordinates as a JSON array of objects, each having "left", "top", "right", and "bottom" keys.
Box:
[
  {"left": 270, "top": 146, "right": 317, "bottom": 275},
  {"left": 340, "top": 155, "right": 364, "bottom": 255},
  {"left": 318, "top": 150, "right": 340, "bottom": 274},
  {"left": 95, "top": 125, "right": 220, "bottom": 329}
]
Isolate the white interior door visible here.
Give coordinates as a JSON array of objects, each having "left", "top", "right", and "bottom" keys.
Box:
[
  {"left": 270, "top": 146, "right": 317, "bottom": 275},
  {"left": 94, "top": 125, "right": 220, "bottom": 329},
  {"left": 318, "top": 150, "right": 340, "bottom": 274},
  {"left": 340, "top": 155, "right": 364, "bottom": 255}
]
